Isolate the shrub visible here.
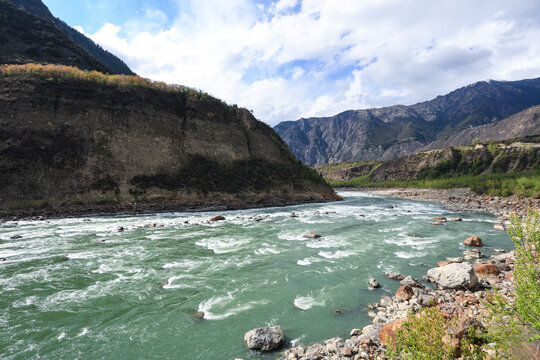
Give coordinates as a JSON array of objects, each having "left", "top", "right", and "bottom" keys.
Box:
[
  {"left": 507, "top": 208, "right": 540, "bottom": 335},
  {"left": 385, "top": 307, "right": 458, "bottom": 359}
]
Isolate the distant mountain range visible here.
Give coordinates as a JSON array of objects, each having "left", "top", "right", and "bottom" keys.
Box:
[
  {"left": 274, "top": 78, "right": 540, "bottom": 166},
  {"left": 0, "top": 0, "right": 134, "bottom": 75}
]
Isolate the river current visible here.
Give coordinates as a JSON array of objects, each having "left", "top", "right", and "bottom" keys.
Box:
[{"left": 0, "top": 191, "right": 512, "bottom": 359}]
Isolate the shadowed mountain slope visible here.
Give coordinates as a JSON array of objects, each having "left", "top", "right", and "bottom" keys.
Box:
[{"left": 275, "top": 78, "right": 540, "bottom": 166}]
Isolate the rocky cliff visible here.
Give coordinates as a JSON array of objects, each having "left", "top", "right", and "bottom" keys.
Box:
[
  {"left": 275, "top": 78, "right": 540, "bottom": 166},
  {"left": 0, "top": 68, "right": 339, "bottom": 216}
]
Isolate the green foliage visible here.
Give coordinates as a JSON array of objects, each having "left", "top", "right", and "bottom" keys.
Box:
[
  {"left": 507, "top": 209, "right": 540, "bottom": 336},
  {"left": 487, "top": 141, "right": 501, "bottom": 157},
  {"left": 385, "top": 307, "right": 457, "bottom": 359},
  {"left": 331, "top": 170, "right": 540, "bottom": 198},
  {"left": 315, "top": 160, "right": 382, "bottom": 171}
]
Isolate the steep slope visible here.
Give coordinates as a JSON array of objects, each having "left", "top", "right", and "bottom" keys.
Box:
[
  {"left": 275, "top": 78, "right": 540, "bottom": 166},
  {"left": 421, "top": 105, "right": 540, "bottom": 150},
  {"left": 0, "top": 66, "right": 339, "bottom": 215},
  {"left": 0, "top": 0, "right": 109, "bottom": 72},
  {"left": 2, "top": 0, "right": 134, "bottom": 75}
]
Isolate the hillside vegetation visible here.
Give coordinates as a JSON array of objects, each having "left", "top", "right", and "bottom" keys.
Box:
[{"left": 321, "top": 136, "right": 540, "bottom": 198}]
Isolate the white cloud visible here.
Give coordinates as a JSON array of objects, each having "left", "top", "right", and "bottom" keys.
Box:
[{"left": 81, "top": 0, "right": 540, "bottom": 125}]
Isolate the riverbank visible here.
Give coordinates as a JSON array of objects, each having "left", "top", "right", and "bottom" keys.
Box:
[
  {"left": 280, "top": 249, "right": 520, "bottom": 360},
  {"left": 0, "top": 193, "right": 342, "bottom": 221},
  {"left": 349, "top": 187, "right": 540, "bottom": 216}
]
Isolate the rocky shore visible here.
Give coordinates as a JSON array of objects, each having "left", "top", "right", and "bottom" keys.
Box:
[
  {"left": 0, "top": 195, "right": 341, "bottom": 222},
  {"left": 357, "top": 188, "right": 539, "bottom": 216},
  {"left": 279, "top": 249, "right": 517, "bottom": 360}
]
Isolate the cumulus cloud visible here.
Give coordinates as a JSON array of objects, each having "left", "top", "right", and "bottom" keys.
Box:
[{"left": 81, "top": 0, "right": 540, "bottom": 125}]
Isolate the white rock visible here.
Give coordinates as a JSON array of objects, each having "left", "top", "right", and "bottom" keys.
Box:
[{"left": 426, "top": 263, "right": 478, "bottom": 289}]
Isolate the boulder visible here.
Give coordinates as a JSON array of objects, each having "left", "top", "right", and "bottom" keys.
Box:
[
  {"left": 491, "top": 250, "right": 515, "bottom": 263},
  {"left": 493, "top": 223, "right": 505, "bottom": 231},
  {"left": 432, "top": 216, "right": 447, "bottom": 222},
  {"left": 244, "top": 326, "right": 284, "bottom": 351},
  {"left": 463, "top": 235, "right": 483, "bottom": 247},
  {"left": 463, "top": 249, "right": 482, "bottom": 260},
  {"left": 430, "top": 220, "right": 444, "bottom": 225},
  {"left": 449, "top": 217, "right": 463, "bottom": 221},
  {"left": 210, "top": 215, "right": 225, "bottom": 221},
  {"left": 426, "top": 263, "right": 478, "bottom": 289},
  {"left": 386, "top": 273, "right": 405, "bottom": 281},
  {"left": 437, "top": 260, "right": 455, "bottom": 267},
  {"left": 446, "top": 257, "right": 463, "bottom": 263},
  {"left": 400, "top": 275, "right": 423, "bottom": 288},
  {"left": 368, "top": 278, "right": 381, "bottom": 288},
  {"left": 304, "top": 232, "right": 321, "bottom": 239},
  {"left": 395, "top": 285, "right": 414, "bottom": 300},
  {"left": 449, "top": 316, "right": 485, "bottom": 339},
  {"left": 379, "top": 318, "right": 409, "bottom": 345},
  {"left": 472, "top": 264, "right": 499, "bottom": 279},
  {"left": 358, "top": 324, "right": 382, "bottom": 345}
]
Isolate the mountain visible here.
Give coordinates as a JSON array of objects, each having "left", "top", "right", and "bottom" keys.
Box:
[
  {"left": 420, "top": 105, "right": 540, "bottom": 151},
  {"left": 0, "top": 0, "right": 110, "bottom": 72},
  {"left": 0, "top": 65, "right": 339, "bottom": 216},
  {"left": 1, "top": 0, "right": 134, "bottom": 75},
  {"left": 274, "top": 78, "right": 540, "bottom": 166}
]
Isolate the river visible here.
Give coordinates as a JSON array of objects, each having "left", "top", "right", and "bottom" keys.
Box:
[{"left": 0, "top": 191, "right": 513, "bottom": 359}]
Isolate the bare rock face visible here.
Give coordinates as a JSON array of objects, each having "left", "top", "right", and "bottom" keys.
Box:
[
  {"left": 0, "top": 75, "right": 339, "bottom": 215},
  {"left": 243, "top": 326, "right": 284, "bottom": 351},
  {"left": 463, "top": 236, "right": 483, "bottom": 247},
  {"left": 426, "top": 263, "right": 478, "bottom": 289}
]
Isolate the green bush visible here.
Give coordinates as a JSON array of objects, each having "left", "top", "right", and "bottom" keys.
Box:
[
  {"left": 385, "top": 307, "right": 460, "bottom": 359},
  {"left": 507, "top": 209, "right": 540, "bottom": 336}
]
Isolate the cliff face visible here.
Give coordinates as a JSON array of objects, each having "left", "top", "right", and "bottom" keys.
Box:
[
  {"left": 0, "top": 74, "right": 338, "bottom": 213},
  {"left": 274, "top": 78, "right": 540, "bottom": 166}
]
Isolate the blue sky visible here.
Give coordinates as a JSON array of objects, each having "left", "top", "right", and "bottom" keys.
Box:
[{"left": 42, "top": 0, "right": 540, "bottom": 125}]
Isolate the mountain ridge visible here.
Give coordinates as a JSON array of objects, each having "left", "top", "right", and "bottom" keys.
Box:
[
  {"left": 275, "top": 77, "right": 540, "bottom": 166},
  {"left": 2, "top": 0, "right": 134, "bottom": 75}
]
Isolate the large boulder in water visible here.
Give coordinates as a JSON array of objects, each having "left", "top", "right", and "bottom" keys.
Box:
[
  {"left": 244, "top": 326, "right": 284, "bottom": 351},
  {"left": 427, "top": 263, "right": 478, "bottom": 289}
]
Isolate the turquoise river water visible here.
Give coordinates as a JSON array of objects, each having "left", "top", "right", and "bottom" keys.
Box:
[{"left": 0, "top": 191, "right": 513, "bottom": 359}]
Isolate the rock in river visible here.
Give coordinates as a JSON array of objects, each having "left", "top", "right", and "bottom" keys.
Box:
[
  {"left": 386, "top": 273, "right": 405, "bottom": 281},
  {"left": 368, "top": 278, "right": 381, "bottom": 288},
  {"left": 244, "top": 326, "right": 284, "bottom": 351},
  {"left": 304, "top": 232, "right": 321, "bottom": 239},
  {"left": 426, "top": 263, "right": 478, "bottom": 289},
  {"left": 210, "top": 215, "right": 225, "bottom": 222},
  {"left": 463, "top": 235, "right": 483, "bottom": 247}
]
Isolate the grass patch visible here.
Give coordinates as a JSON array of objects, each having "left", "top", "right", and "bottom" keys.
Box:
[{"left": 0, "top": 63, "right": 216, "bottom": 100}]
